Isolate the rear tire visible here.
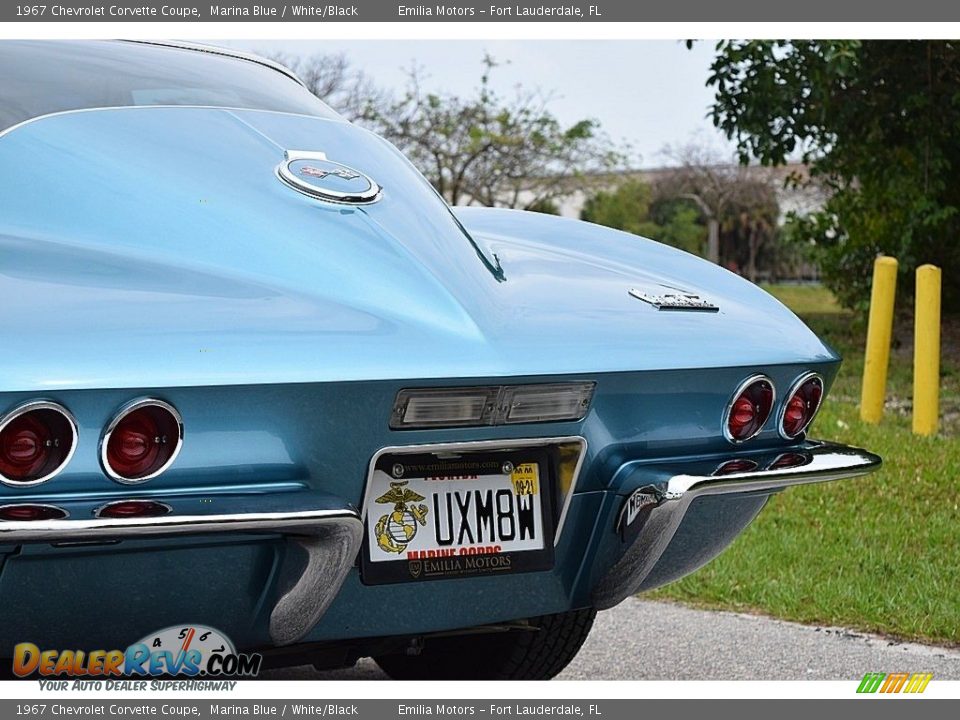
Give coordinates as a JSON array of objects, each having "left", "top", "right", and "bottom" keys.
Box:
[{"left": 373, "top": 608, "right": 597, "bottom": 680}]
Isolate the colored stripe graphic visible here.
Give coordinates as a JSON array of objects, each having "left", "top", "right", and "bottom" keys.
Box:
[
  {"left": 857, "top": 672, "right": 932, "bottom": 694},
  {"left": 881, "top": 672, "right": 909, "bottom": 693},
  {"left": 857, "top": 673, "right": 886, "bottom": 693},
  {"left": 904, "top": 673, "right": 933, "bottom": 693}
]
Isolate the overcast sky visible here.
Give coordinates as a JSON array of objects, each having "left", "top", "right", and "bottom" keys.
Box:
[{"left": 219, "top": 40, "right": 735, "bottom": 169}]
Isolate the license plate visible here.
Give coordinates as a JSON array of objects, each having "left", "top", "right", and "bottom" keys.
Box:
[{"left": 360, "top": 449, "right": 555, "bottom": 585}]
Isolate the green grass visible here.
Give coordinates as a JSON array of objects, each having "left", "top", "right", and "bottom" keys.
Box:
[{"left": 651, "top": 284, "right": 960, "bottom": 646}]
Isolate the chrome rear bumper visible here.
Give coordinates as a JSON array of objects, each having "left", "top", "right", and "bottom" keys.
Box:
[
  {"left": 592, "top": 441, "right": 881, "bottom": 609},
  {"left": 0, "top": 490, "right": 362, "bottom": 646}
]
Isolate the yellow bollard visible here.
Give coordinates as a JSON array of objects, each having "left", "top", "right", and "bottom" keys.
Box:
[
  {"left": 860, "top": 256, "right": 898, "bottom": 423},
  {"left": 913, "top": 264, "right": 942, "bottom": 436}
]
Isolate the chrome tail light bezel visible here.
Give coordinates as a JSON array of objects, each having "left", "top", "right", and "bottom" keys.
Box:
[
  {"left": 778, "top": 372, "right": 825, "bottom": 440},
  {"left": 0, "top": 400, "right": 78, "bottom": 487},
  {"left": 722, "top": 374, "right": 777, "bottom": 445},
  {"left": 100, "top": 398, "right": 184, "bottom": 484}
]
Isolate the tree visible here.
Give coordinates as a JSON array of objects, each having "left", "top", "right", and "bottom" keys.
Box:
[
  {"left": 268, "top": 52, "right": 386, "bottom": 121},
  {"left": 656, "top": 143, "right": 781, "bottom": 275},
  {"left": 365, "top": 56, "right": 625, "bottom": 208},
  {"left": 580, "top": 178, "right": 706, "bottom": 256},
  {"left": 700, "top": 40, "right": 960, "bottom": 309},
  {"left": 583, "top": 144, "right": 781, "bottom": 280},
  {"left": 647, "top": 197, "right": 708, "bottom": 257},
  {"left": 720, "top": 201, "right": 779, "bottom": 282},
  {"left": 525, "top": 198, "right": 561, "bottom": 215}
]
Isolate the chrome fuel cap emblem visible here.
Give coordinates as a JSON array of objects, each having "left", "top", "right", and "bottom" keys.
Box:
[{"left": 276, "top": 150, "right": 382, "bottom": 204}]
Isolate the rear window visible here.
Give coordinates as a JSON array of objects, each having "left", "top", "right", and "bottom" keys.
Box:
[{"left": 0, "top": 40, "right": 341, "bottom": 132}]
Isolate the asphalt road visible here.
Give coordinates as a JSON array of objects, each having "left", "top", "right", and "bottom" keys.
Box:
[{"left": 263, "top": 598, "right": 960, "bottom": 680}]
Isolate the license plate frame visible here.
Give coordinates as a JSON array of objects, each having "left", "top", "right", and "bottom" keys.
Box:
[{"left": 360, "top": 447, "right": 557, "bottom": 585}]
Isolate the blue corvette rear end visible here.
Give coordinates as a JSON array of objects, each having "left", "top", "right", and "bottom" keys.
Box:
[{"left": 0, "top": 40, "right": 880, "bottom": 679}]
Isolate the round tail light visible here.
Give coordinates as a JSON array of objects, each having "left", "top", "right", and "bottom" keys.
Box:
[
  {"left": 0, "top": 402, "right": 77, "bottom": 486},
  {"left": 0, "top": 503, "right": 68, "bottom": 521},
  {"left": 101, "top": 399, "right": 183, "bottom": 483},
  {"left": 724, "top": 375, "right": 775, "bottom": 444},
  {"left": 779, "top": 373, "right": 824, "bottom": 439},
  {"left": 95, "top": 500, "right": 172, "bottom": 519}
]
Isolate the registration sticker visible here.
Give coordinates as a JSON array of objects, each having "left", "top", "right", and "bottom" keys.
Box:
[{"left": 511, "top": 463, "right": 539, "bottom": 496}]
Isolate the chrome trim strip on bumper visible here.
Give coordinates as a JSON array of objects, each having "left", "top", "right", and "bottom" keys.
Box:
[
  {"left": 664, "top": 442, "right": 881, "bottom": 499},
  {"left": 363, "top": 436, "right": 587, "bottom": 546},
  {"left": 0, "top": 492, "right": 363, "bottom": 647},
  {"left": 592, "top": 441, "right": 881, "bottom": 609}
]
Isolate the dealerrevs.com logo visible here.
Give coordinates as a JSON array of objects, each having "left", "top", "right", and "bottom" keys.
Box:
[{"left": 13, "top": 625, "right": 262, "bottom": 680}]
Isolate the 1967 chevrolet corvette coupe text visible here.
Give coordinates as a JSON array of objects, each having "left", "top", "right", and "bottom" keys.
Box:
[{"left": 0, "top": 40, "right": 880, "bottom": 679}]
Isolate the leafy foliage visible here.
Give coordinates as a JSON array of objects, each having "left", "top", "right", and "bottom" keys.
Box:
[
  {"left": 580, "top": 154, "right": 784, "bottom": 281},
  {"left": 656, "top": 144, "right": 782, "bottom": 279},
  {"left": 525, "top": 198, "right": 561, "bottom": 215},
  {"left": 719, "top": 197, "right": 780, "bottom": 279},
  {"left": 279, "top": 52, "right": 625, "bottom": 209},
  {"left": 580, "top": 179, "right": 707, "bottom": 255},
  {"left": 702, "top": 40, "right": 960, "bottom": 309},
  {"left": 647, "top": 199, "right": 706, "bottom": 256},
  {"left": 364, "top": 56, "right": 625, "bottom": 208},
  {"left": 268, "top": 52, "right": 387, "bottom": 122}
]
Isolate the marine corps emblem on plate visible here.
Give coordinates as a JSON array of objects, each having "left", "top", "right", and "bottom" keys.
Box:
[{"left": 373, "top": 481, "right": 429, "bottom": 554}]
